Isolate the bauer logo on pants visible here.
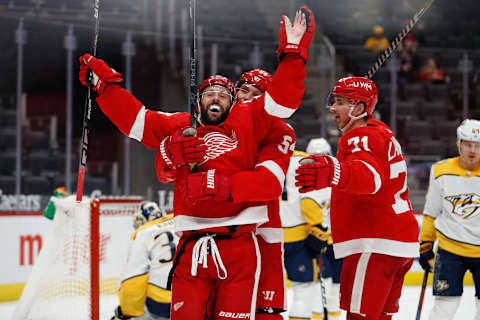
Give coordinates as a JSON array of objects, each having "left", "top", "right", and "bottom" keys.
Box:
[{"left": 218, "top": 311, "right": 250, "bottom": 318}]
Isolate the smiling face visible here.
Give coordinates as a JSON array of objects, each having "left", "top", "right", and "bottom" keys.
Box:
[
  {"left": 329, "top": 95, "right": 355, "bottom": 130},
  {"left": 199, "top": 85, "right": 233, "bottom": 125},
  {"left": 459, "top": 140, "right": 480, "bottom": 170},
  {"left": 328, "top": 95, "right": 366, "bottom": 133},
  {"left": 235, "top": 83, "right": 263, "bottom": 103}
]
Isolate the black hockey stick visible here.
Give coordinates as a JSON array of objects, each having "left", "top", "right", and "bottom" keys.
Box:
[
  {"left": 76, "top": 0, "right": 101, "bottom": 202},
  {"left": 188, "top": 0, "right": 197, "bottom": 128},
  {"left": 365, "top": 0, "right": 435, "bottom": 79},
  {"left": 182, "top": 0, "right": 198, "bottom": 171},
  {"left": 415, "top": 269, "right": 430, "bottom": 320}
]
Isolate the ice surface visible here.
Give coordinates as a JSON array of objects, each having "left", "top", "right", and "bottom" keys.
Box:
[{"left": 0, "top": 286, "right": 476, "bottom": 320}]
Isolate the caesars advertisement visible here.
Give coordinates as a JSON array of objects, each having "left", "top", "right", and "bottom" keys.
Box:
[{"left": 0, "top": 189, "right": 173, "bottom": 301}]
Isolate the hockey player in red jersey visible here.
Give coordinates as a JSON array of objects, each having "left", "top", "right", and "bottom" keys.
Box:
[
  {"left": 79, "top": 7, "right": 314, "bottom": 320},
  {"left": 236, "top": 69, "right": 292, "bottom": 319},
  {"left": 155, "top": 68, "right": 293, "bottom": 319},
  {"left": 295, "top": 77, "right": 419, "bottom": 320}
]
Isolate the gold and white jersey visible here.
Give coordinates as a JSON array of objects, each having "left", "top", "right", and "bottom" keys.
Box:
[
  {"left": 118, "top": 214, "right": 178, "bottom": 316},
  {"left": 280, "top": 152, "right": 307, "bottom": 229},
  {"left": 423, "top": 157, "right": 480, "bottom": 250},
  {"left": 280, "top": 151, "right": 332, "bottom": 242}
]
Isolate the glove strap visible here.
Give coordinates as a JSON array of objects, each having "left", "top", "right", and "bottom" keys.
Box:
[
  {"left": 160, "top": 136, "right": 174, "bottom": 167},
  {"left": 278, "top": 44, "right": 308, "bottom": 63}
]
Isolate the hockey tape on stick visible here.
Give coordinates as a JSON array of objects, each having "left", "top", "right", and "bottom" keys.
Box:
[
  {"left": 76, "top": 0, "right": 101, "bottom": 202},
  {"left": 365, "top": 0, "right": 435, "bottom": 79}
]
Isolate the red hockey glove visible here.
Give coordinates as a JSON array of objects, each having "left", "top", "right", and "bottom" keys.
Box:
[
  {"left": 295, "top": 155, "right": 347, "bottom": 193},
  {"left": 79, "top": 53, "right": 123, "bottom": 95},
  {"left": 159, "top": 128, "right": 206, "bottom": 170},
  {"left": 186, "top": 169, "right": 231, "bottom": 201},
  {"left": 277, "top": 6, "right": 315, "bottom": 63}
]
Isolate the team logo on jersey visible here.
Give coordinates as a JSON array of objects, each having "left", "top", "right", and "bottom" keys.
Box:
[
  {"left": 445, "top": 193, "right": 480, "bottom": 219},
  {"left": 435, "top": 280, "right": 449, "bottom": 293},
  {"left": 173, "top": 301, "right": 184, "bottom": 311},
  {"left": 200, "top": 131, "right": 238, "bottom": 164}
]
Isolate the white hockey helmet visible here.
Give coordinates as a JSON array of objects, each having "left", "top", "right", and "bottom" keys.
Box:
[
  {"left": 457, "top": 119, "right": 480, "bottom": 143},
  {"left": 306, "top": 138, "right": 332, "bottom": 155},
  {"left": 133, "top": 201, "right": 165, "bottom": 229}
]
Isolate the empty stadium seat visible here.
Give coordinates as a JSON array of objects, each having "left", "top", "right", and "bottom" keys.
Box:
[
  {"left": 0, "top": 151, "right": 16, "bottom": 175},
  {"left": 25, "top": 151, "right": 52, "bottom": 175},
  {"left": 419, "top": 102, "right": 452, "bottom": 121},
  {"left": 417, "top": 140, "right": 447, "bottom": 156},
  {"left": 0, "top": 175, "right": 15, "bottom": 194},
  {"left": 396, "top": 101, "right": 420, "bottom": 120},
  {"left": 404, "top": 120, "right": 434, "bottom": 141},
  {"left": 23, "top": 176, "right": 51, "bottom": 195},
  {"left": 435, "top": 120, "right": 459, "bottom": 140},
  {"left": 0, "top": 128, "right": 17, "bottom": 150},
  {"left": 402, "top": 83, "right": 427, "bottom": 102}
]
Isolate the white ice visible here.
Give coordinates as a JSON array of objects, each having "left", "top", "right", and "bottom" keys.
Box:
[{"left": 0, "top": 286, "right": 476, "bottom": 320}]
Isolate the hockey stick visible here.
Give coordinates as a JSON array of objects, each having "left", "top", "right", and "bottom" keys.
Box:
[
  {"left": 318, "top": 256, "right": 329, "bottom": 320},
  {"left": 76, "top": 0, "right": 101, "bottom": 202},
  {"left": 182, "top": 0, "right": 198, "bottom": 171},
  {"left": 415, "top": 269, "right": 430, "bottom": 320},
  {"left": 187, "top": 0, "right": 197, "bottom": 128},
  {"left": 365, "top": 0, "right": 435, "bottom": 79}
]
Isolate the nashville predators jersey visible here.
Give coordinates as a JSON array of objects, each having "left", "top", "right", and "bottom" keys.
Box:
[
  {"left": 422, "top": 157, "right": 480, "bottom": 257},
  {"left": 118, "top": 214, "right": 178, "bottom": 316},
  {"left": 280, "top": 151, "right": 332, "bottom": 243}
]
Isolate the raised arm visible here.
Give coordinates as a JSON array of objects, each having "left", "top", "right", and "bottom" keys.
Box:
[{"left": 79, "top": 53, "right": 190, "bottom": 150}]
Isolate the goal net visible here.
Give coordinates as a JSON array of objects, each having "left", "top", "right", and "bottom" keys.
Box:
[{"left": 12, "top": 196, "right": 142, "bottom": 320}]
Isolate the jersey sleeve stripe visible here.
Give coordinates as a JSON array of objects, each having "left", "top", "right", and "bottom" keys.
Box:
[
  {"left": 255, "top": 160, "right": 285, "bottom": 188},
  {"left": 264, "top": 92, "right": 295, "bottom": 119},
  {"left": 356, "top": 160, "right": 382, "bottom": 194},
  {"left": 128, "top": 106, "right": 147, "bottom": 142}
]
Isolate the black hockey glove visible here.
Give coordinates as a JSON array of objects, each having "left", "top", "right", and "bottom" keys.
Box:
[
  {"left": 305, "top": 224, "right": 329, "bottom": 257},
  {"left": 419, "top": 241, "right": 435, "bottom": 272},
  {"left": 111, "top": 306, "right": 132, "bottom": 320}
]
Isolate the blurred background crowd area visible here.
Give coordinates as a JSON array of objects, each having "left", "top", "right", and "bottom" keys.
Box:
[{"left": 0, "top": 0, "right": 479, "bottom": 211}]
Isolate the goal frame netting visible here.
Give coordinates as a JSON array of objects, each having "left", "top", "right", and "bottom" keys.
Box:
[{"left": 13, "top": 196, "right": 143, "bottom": 320}]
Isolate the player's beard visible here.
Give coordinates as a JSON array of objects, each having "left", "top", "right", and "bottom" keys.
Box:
[{"left": 200, "top": 103, "right": 229, "bottom": 126}]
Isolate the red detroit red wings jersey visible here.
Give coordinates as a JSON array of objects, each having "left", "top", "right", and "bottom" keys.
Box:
[
  {"left": 95, "top": 55, "right": 305, "bottom": 233},
  {"left": 330, "top": 119, "right": 419, "bottom": 258},
  {"left": 154, "top": 111, "right": 295, "bottom": 241}
]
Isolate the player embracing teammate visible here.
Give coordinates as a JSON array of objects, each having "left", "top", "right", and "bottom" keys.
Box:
[
  {"left": 79, "top": 6, "right": 315, "bottom": 320},
  {"left": 295, "top": 77, "right": 419, "bottom": 320}
]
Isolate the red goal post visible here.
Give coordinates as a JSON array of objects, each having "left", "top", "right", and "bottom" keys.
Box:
[{"left": 13, "top": 196, "right": 143, "bottom": 320}]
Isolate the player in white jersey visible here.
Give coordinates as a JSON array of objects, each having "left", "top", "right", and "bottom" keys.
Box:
[
  {"left": 306, "top": 139, "right": 343, "bottom": 320},
  {"left": 112, "top": 201, "right": 177, "bottom": 320},
  {"left": 420, "top": 119, "right": 480, "bottom": 320},
  {"left": 280, "top": 138, "right": 341, "bottom": 319}
]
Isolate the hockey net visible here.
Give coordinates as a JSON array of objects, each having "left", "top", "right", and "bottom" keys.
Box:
[{"left": 13, "top": 196, "right": 142, "bottom": 320}]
